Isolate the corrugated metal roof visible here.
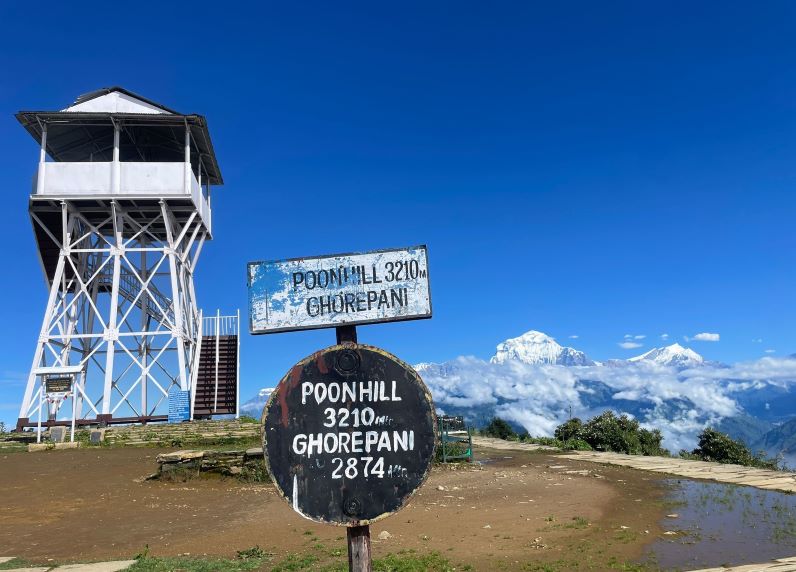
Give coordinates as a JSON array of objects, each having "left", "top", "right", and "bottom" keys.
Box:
[{"left": 70, "top": 86, "right": 178, "bottom": 114}]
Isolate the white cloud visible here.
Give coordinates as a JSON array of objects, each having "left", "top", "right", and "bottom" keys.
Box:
[
  {"left": 692, "top": 332, "right": 720, "bottom": 342},
  {"left": 417, "top": 355, "right": 796, "bottom": 452},
  {"left": 618, "top": 341, "right": 643, "bottom": 349},
  {"left": 765, "top": 349, "right": 776, "bottom": 354},
  {"left": 661, "top": 333, "right": 669, "bottom": 341},
  {"left": 569, "top": 335, "right": 579, "bottom": 339},
  {"left": 634, "top": 335, "right": 646, "bottom": 340}
]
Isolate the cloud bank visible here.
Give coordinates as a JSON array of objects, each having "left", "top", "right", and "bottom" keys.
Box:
[{"left": 420, "top": 356, "right": 796, "bottom": 452}]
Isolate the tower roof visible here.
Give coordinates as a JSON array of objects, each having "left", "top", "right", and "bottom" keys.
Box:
[
  {"left": 65, "top": 86, "right": 178, "bottom": 114},
  {"left": 16, "top": 87, "right": 223, "bottom": 185}
]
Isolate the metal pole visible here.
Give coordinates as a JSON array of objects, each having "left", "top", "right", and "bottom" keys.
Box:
[
  {"left": 112, "top": 122, "right": 120, "bottom": 193},
  {"left": 140, "top": 239, "right": 148, "bottom": 420},
  {"left": 37, "top": 124, "right": 47, "bottom": 194},
  {"left": 70, "top": 388, "right": 76, "bottom": 443},
  {"left": 37, "top": 386, "right": 43, "bottom": 443},
  {"left": 214, "top": 309, "right": 220, "bottom": 413}
]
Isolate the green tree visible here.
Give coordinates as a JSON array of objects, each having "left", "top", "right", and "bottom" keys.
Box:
[
  {"left": 482, "top": 417, "right": 516, "bottom": 440},
  {"left": 691, "top": 427, "right": 777, "bottom": 469},
  {"left": 554, "top": 417, "right": 584, "bottom": 442}
]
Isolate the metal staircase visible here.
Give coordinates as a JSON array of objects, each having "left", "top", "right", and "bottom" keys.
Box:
[{"left": 192, "top": 312, "right": 239, "bottom": 418}]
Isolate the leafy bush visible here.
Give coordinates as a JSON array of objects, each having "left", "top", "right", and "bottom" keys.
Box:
[
  {"left": 482, "top": 417, "right": 517, "bottom": 440},
  {"left": 521, "top": 436, "right": 560, "bottom": 447},
  {"left": 562, "top": 438, "right": 593, "bottom": 451},
  {"left": 689, "top": 427, "right": 778, "bottom": 469},
  {"left": 554, "top": 418, "right": 584, "bottom": 441},
  {"left": 553, "top": 411, "right": 667, "bottom": 456}
]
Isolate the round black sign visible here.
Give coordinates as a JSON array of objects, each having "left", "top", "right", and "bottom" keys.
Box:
[{"left": 262, "top": 344, "right": 437, "bottom": 526}]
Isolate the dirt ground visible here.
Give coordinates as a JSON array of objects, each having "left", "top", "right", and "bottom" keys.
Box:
[{"left": 0, "top": 446, "right": 667, "bottom": 570}]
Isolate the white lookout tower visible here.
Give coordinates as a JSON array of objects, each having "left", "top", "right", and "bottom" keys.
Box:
[{"left": 16, "top": 87, "right": 239, "bottom": 433}]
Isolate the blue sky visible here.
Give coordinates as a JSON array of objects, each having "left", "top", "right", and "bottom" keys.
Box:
[{"left": 1, "top": 1, "right": 795, "bottom": 423}]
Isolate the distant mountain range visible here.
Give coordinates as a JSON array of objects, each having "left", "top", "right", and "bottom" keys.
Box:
[
  {"left": 242, "top": 330, "right": 796, "bottom": 466},
  {"left": 490, "top": 330, "right": 596, "bottom": 366}
]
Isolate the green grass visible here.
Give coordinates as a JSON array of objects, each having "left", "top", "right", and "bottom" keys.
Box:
[
  {"left": 119, "top": 545, "right": 461, "bottom": 572},
  {"left": 0, "top": 558, "right": 35, "bottom": 570},
  {"left": 129, "top": 556, "right": 267, "bottom": 571},
  {"left": 320, "top": 549, "right": 456, "bottom": 572}
]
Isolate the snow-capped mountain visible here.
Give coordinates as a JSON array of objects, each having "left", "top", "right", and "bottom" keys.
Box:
[
  {"left": 490, "top": 330, "right": 596, "bottom": 366},
  {"left": 240, "top": 387, "right": 274, "bottom": 417},
  {"left": 627, "top": 343, "right": 704, "bottom": 368}
]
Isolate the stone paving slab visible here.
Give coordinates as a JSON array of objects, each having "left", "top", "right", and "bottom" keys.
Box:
[
  {"left": 0, "top": 558, "right": 135, "bottom": 571},
  {"left": 688, "top": 556, "right": 796, "bottom": 571},
  {"left": 470, "top": 436, "right": 796, "bottom": 493},
  {"left": 556, "top": 451, "right": 796, "bottom": 493},
  {"left": 57, "top": 560, "right": 135, "bottom": 571}
]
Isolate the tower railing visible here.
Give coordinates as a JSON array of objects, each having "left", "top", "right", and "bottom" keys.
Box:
[{"left": 32, "top": 161, "right": 211, "bottom": 233}]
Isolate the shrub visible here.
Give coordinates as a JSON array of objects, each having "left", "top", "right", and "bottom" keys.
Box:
[
  {"left": 554, "top": 418, "right": 584, "bottom": 442},
  {"left": 482, "top": 417, "right": 516, "bottom": 440},
  {"left": 581, "top": 411, "right": 642, "bottom": 454},
  {"left": 553, "top": 410, "right": 667, "bottom": 456},
  {"left": 562, "top": 438, "right": 593, "bottom": 451},
  {"left": 638, "top": 427, "right": 668, "bottom": 456},
  {"left": 689, "top": 427, "right": 778, "bottom": 469}
]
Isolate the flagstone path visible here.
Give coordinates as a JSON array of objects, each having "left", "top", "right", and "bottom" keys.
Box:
[
  {"left": 471, "top": 436, "right": 796, "bottom": 493},
  {"left": 0, "top": 560, "right": 134, "bottom": 571},
  {"left": 688, "top": 555, "right": 796, "bottom": 571}
]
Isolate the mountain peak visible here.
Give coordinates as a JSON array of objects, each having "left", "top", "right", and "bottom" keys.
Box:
[
  {"left": 628, "top": 343, "right": 703, "bottom": 367},
  {"left": 490, "top": 330, "right": 595, "bottom": 366}
]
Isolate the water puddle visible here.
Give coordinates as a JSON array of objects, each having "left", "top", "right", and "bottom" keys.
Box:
[{"left": 644, "top": 478, "right": 796, "bottom": 570}]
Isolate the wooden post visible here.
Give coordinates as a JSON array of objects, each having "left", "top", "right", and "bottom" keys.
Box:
[
  {"left": 336, "top": 324, "right": 358, "bottom": 344},
  {"left": 335, "top": 324, "right": 371, "bottom": 572},
  {"left": 347, "top": 524, "right": 372, "bottom": 572}
]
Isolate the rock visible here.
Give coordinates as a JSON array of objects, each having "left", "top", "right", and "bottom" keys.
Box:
[
  {"left": 27, "top": 443, "right": 54, "bottom": 452},
  {"left": 50, "top": 426, "right": 67, "bottom": 443},
  {"left": 377, "top": 531, "right": 392, "bottom": 540},
  {"left": 666, "top": 513, "right": 679, "bottom": 518},
  {"left": 90, "top": 429, "right": 106, "bottom": 444},
  {"left": 437, "top": 485, "right": 445, "bottom": 491},
  {"left": 55, "top": 442, "right": 79, "bottom": 449},
  {"left": 663, "top": 531, "right": 677, "bottom": 535},
  {"left": 482, "top": 524, "right": 492, "bottom": 529}
]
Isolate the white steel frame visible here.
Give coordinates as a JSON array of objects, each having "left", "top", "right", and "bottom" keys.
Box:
[{"left": 18, "top": 197, "right": 207, "bottom": 425}]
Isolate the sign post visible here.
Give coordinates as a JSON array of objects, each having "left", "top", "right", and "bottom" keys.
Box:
[
  {"left": 335, "top": 325, "right": 371, "bottom": 572},
  {"left": 248, "top": 245, "right": 431, "bottom": 334},
  {"left": 168, "top": 386, "right": 191, "bottom": 423},
  {"left": 250, "top": 247, "right": 435, "bottom": 572}
]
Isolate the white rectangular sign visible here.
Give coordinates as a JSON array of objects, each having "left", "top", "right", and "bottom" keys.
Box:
[{"left": 248, "top": 245, "right": 431, "bottom": 334}]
